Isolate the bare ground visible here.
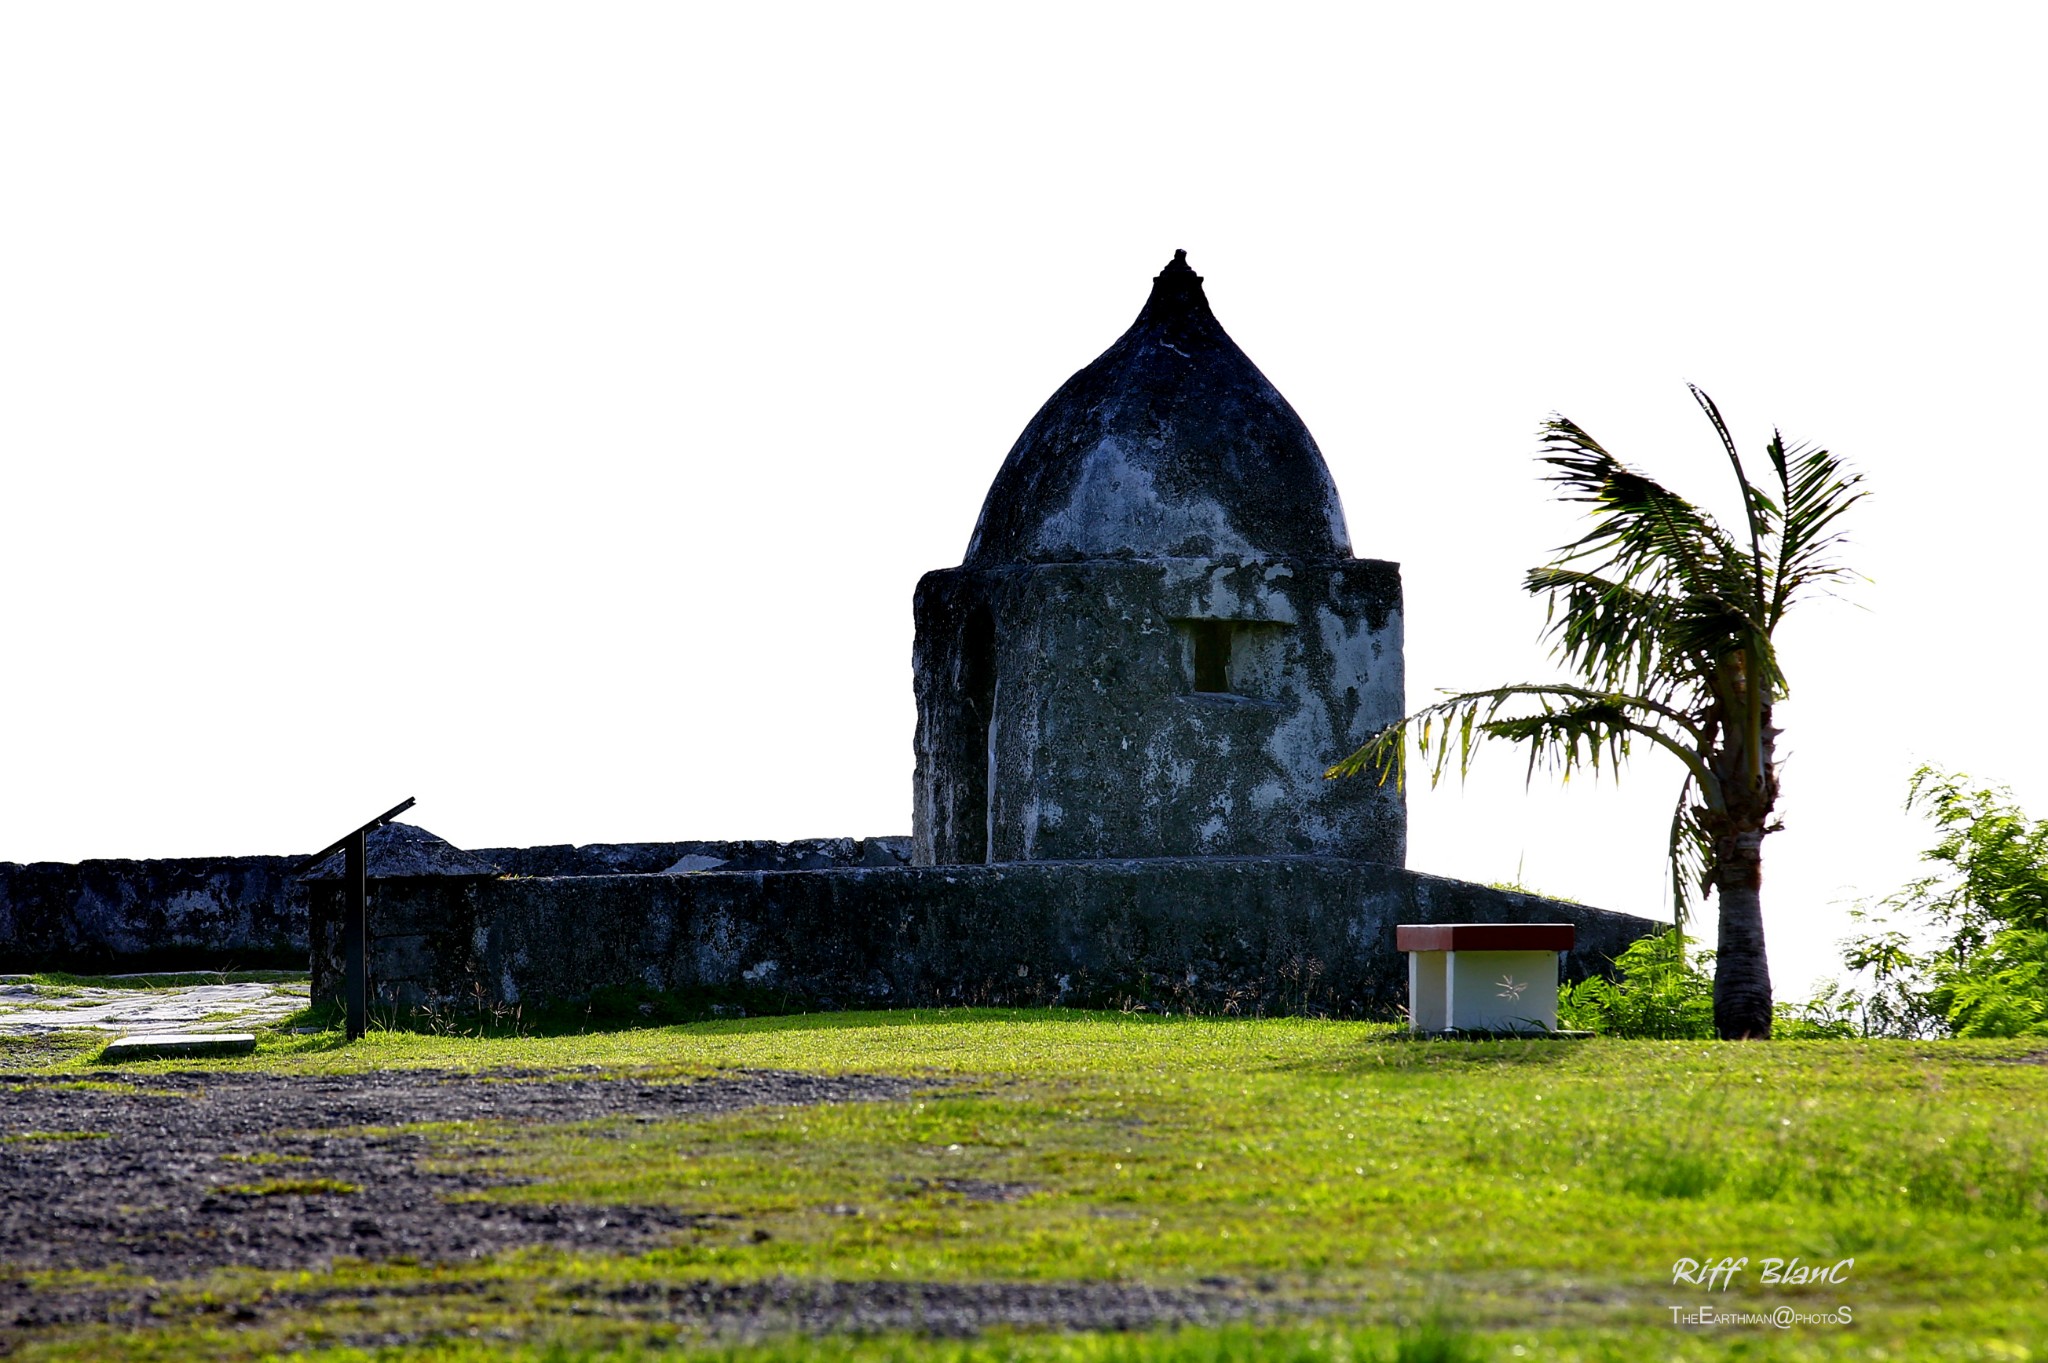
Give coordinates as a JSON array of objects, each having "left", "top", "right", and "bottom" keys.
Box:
[
  {"left": 0, "top": 1068, "right": 913, "bottom": 1279},
  {"left": 1, "top": 1068, "right": 1292, "bottom": 1344}
]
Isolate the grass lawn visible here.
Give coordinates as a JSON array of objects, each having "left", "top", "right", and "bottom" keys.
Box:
[{"left": 7, "top": 1010, "right": 2046, "bottom": 1360}]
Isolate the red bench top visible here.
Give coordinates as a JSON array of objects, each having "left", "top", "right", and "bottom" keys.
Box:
[{"left": 1395, "top": 923, "right": 1576, "bottom": 952}]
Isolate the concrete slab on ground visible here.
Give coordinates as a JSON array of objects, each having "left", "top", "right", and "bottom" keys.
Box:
[{"left": 100, "top": 1033, "right": 258, "bottom": 1059}]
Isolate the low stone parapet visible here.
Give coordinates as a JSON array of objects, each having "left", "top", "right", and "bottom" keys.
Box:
[
  {"left": 0, "top": 836, "right": 915, "bottom": 975},
  {"left": 311, "top": 857, "right": 1659, "bottom": 1020},
  {"left": 0, "top": 855, "right": 312, "bottom": 974}
]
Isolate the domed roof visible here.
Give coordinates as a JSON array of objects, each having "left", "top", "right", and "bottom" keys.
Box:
[{"left": 963, "top": 251, "right": 1351, "bottom": 567}]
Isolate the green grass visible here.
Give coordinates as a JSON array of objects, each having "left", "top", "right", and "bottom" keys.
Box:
[
  {"left": 218, "top": 1176, "right": 361, "bottom": 1197},
  {"left": 1483, "top": 880, "right": 1583, "bottom": 906},
  {"left": 24, "top": 1321, "right": 1502, "bottom": 1363},
  {"left": 26, "top": 970, "right": 307, "bottom": 991},
  {"left": 1, "top": 1129, "right": 110, "bottom": 1142},
  {"left": 0, "top": 1028, "right": 107, "bottom": 1069},
  {"left": 9, "top": 1011, "right": 2048, "bottom": 1360},
  {"left": 5, "top": 1078, "right": 185, "bottom": 1096}
]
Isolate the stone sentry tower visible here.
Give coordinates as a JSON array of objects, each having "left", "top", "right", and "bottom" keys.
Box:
[{"left": 913, "top": 252, "right": 1405, "bottom": 866}]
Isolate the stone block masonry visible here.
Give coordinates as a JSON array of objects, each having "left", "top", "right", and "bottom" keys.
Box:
[
  {"left": 0, "top": 838, "right": 911, "bottom": 974},
  {"left": 913, "top": 557, "right": 1404, "bottom": 867},
  {"left": 310, "top": 858, "right": 1656, "bottom": 1020},
  {"left": 0, "top": 856, "right": 312, "bottom": 974}
]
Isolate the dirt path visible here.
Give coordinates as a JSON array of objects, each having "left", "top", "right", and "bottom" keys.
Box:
[
  {"left": 1, "top": 1067, "right": 1307, "bottom": 1345},
  {"left": 0, "top": 1068, "right": 909, "bottom": 1283}
]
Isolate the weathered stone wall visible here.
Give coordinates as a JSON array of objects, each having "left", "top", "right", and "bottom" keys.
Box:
[
  {"left": 913, "top": 557, "right": 1405, "bottom": 867},
  {"left": 1, "top": 838, "right": 912, "bottom": 974},
  {"left": 312, "top": 858, "right": 1659, "bottom": 1020},
  {"left": 0, "top": 856, "right": 312, "bottom": 973}
]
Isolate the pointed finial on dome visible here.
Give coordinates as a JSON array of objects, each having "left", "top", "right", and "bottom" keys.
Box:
[
  {"left": 961, "top": 248, "right": 1351, "bottom": 566},
  {"left": 1142, "top": 248, "right": 1210, "bottom": 320}
]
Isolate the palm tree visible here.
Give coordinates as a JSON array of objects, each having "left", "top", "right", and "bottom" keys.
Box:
[{"left": 1329, "top": 387, "right": 1864, "bottom": 1039}]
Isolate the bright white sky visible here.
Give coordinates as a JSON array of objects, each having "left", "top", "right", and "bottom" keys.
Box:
[{"left": 4, "top": 4, "right": 2044, "bottom": 997}]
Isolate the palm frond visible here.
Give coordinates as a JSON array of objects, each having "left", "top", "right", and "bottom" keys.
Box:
[
  {"left": 1689, "top": 384, "right": 1777, "bottom": 615},
  {"left": 1537, "top": 419, "right": 1762, "bottom": 637},
  {"left": 1665, "top": 595, "right": 1784, "bottom": 701},
  {"left": 1326, "top": 683, "right": 1721, "bottom": 812},
  {"left": 1766, "top": 432, "right": 1867, "bottom": 628},
  {"left": 1667, "top": 772, "right": 1714, "bottom": 926},
  {"left": 1523, "top": 566, "right": 1673, "bottom": 700},
  {"left": 1329, "top": 387, "right": 1859, "bottom": 948}
]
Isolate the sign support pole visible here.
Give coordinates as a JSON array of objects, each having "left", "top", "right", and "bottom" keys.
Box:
[
  {"left": 344, "top": 828, "right": 368, "bottom": 1041},
  {"left": 297, "top": 796, "right": 415, "bottom": 1045}
]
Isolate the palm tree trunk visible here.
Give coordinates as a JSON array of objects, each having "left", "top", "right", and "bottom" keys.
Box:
[{"left": 1712, "top": 828, "right": 1773, "bottom": 1038}]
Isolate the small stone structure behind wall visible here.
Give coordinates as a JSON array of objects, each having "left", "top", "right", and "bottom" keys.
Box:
[
  {"left": 476, "top": 837, "right": 913, "bottom": 878},
  {"left": 310, "top": 858, "right": 1655, "bottom": 1020}
]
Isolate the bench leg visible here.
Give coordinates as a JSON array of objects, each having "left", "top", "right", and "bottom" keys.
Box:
[{"left": 1408, "top": 951, "right": 1448, "bottom": 1032}]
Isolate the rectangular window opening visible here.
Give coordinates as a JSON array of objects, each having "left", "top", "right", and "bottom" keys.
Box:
[
  {"left": 1176, "top": 616, "right": 1292, "bottom": 699},
  {"left": 1191, "top": 619, "right": 1232, "bottom": 694}
]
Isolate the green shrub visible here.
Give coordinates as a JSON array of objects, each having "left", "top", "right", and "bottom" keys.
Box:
[
  {"left": 1933, "top": 927, "right": 2048, "bottom": 1036},
  {"left": 1557, "top": 930, "right": 1716, "bottom": 1038},
  {"left": 1834, "top": 766, "right": 2048, "bottom": 1037},
  {"left": 1771, "top": 978, "right": 1862, "bottom": 1038}
]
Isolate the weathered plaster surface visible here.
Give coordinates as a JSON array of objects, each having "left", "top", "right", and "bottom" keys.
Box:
[
  {"left": 913, "top": 557, "right": 1404, "bottom": 866},
  {"left": 313, "top": 859, "right": 1657, "bottom": 1020},
  {"left": 964, "top": 252, "right": 1350, "bottom": 567}
]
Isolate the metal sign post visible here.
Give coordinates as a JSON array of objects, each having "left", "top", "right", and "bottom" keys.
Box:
[
  {"left": 343, "top": 828, "right": 368, "bottom": 1040},
  {"left": 299, "top": 797, "right": 416, "bottom": 1042}
]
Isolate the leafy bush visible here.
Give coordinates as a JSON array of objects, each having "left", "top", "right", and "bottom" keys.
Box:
[
  {"left": 1931, "top": 927, "right": 2048, "bottom": 1036},
  {"left": 1770, "top": 979, "right": 1862, "bottom": 1038},
  {"left": 1834, "top": 765, "right": 2048, "bottom": 1037},
  {"left": 1557, "top": 930, "right": 1716, "bottom": 1038}
]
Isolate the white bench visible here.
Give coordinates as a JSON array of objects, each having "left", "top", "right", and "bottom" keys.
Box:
[{"left": 1395, "top": 923, "right": 1576, "bottom": 1034}]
